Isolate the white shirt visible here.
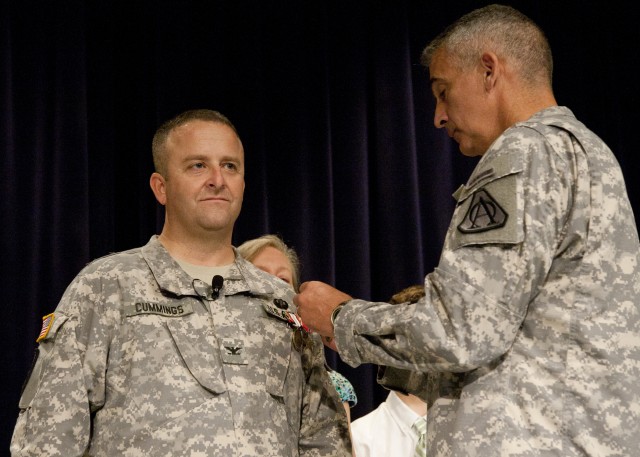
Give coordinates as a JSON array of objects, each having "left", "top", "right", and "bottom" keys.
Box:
[{"left": 350, "top": 391, "right": 425, "bottom": 457}]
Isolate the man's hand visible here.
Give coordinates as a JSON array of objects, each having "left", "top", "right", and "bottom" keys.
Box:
[{"left": 294, "top": 281, "right": 351, "bottom": 343}]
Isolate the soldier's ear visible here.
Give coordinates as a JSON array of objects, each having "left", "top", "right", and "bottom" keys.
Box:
[
  {"left": 480, "top": 51, "right": 500, "bottom": 92},
  {"left": 150, "top": 172, "right": 167, "bottom": 205}
]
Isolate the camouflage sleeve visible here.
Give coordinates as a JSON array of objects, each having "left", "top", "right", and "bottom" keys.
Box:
[
  {"left": 11, "top": 269, "right": 111, "bottom": 457},
  {"left": 298, "top": 334, "right": 352, "bottom": 456},
  {"left": 334, "top": 133, "right": 570, "bottom": 372},
  {"left": 10, "top": 313, "right": 91, "bottom": 456}
]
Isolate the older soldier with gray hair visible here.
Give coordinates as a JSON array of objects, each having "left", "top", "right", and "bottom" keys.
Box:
[
  {"left": 11, "top": 109, "right": 351, "bottom": 456},
  {"left": 295, "top": 4, "right": 640, "bottom": 456}
]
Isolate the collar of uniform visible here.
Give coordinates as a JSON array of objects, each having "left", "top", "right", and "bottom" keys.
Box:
[
  {"left": 522, "top": 105, "right": 574, "bottom": 125},
  {"left": 140, "top": 236, "right": 278, "bottom": 298},
  {"left": 226, "top": 251, "right": 277, "bottom": 297},
  {"left": 234, "top": 254, "right": 300, "bottom": 311},
  {"left": 141, "top": 236, "right": 199, "bottom": 296}
]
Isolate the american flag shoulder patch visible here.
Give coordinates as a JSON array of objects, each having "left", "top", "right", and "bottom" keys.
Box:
[{"left": 36, "top": 313, "right": 55, "bottom": 342}]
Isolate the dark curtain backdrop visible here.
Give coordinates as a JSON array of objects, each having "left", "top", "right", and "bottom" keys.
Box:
[{"left": 2, "top": 0, "right": 639, "bottom": 452}]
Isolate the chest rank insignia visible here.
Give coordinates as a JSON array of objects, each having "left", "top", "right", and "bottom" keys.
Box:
[
  {"left": 458, "top": 188, "right": 508, "bottom": 233},
  {"left": 263, "top": 299, "right": 310, "bottom": 333},
  {"left": 221, "top": 338, "right": 247, "bottom": 365}
]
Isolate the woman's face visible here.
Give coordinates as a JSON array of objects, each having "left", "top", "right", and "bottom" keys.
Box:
[{"left": 251, "top": 246, "right": 294, "bottom": 288}]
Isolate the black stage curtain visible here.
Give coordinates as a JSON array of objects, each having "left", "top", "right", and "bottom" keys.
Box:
[{"left": 2, "top": 0, "right": 639, "bottom": 450}]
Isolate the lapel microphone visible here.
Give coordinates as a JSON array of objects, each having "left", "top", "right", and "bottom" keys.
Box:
[{"left": 212, "top": 275, "right": 224, "bottom": 300}]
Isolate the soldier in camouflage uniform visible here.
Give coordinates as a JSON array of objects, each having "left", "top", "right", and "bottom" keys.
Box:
[
  {"left": 296, "top": 5, "right": 640, "bottom": 456},
  {"left": 11, "top": 109, "right": 351, "bottom": 456}
]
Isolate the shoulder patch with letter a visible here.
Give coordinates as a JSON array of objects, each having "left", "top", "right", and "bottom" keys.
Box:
[{"left": 457, "top": 189, "right": 508, "bottom": 233}]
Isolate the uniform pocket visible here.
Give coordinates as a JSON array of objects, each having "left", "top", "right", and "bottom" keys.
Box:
[
  {"left": 263, "top": 318, "right": 301, "bottom": 435},
  {"left": 266, "top": 341, "right": 290, "bottom": 398},
  {"left": 166, "top": 316, "right": 227, "bottom": 394}
]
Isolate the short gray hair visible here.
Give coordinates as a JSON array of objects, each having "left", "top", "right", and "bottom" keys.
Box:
[{"left": 421, "top": 4, "right": 553, "bottom": 87}]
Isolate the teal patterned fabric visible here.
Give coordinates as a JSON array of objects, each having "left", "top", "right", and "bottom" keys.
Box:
[{"left": 328, "top": 370, "right": 357, "bottom": 407}]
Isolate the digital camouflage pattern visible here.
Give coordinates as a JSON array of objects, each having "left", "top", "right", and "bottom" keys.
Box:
[
  {"left": 11, "top": 236, "right": 351, "bottom": 456},
  {"left": 334, "top": 107, "right": 640, "bottom": 456},
  {"left": 377, "top": 286, "right": 429, "bottom": 400}
]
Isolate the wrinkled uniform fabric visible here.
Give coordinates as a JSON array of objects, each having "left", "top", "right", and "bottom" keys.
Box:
[
  {"left": 335, "top": 107, "right": 640, "bottom": 456},
  {"left": 11, "top": 236, "right": 350, "bottom": 457}
]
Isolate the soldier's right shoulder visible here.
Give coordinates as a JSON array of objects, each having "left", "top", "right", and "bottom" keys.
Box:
[{"left": 76, "top": 246, "right": 145, "bottom": 276}]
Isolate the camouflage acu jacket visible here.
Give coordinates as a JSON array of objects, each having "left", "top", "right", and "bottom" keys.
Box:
[
  {"left": 335, "top": 107, "right": 640, "bottom": 456},
  {"left": 12, "top": 236, "right": 351, "bottom": 456}
]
